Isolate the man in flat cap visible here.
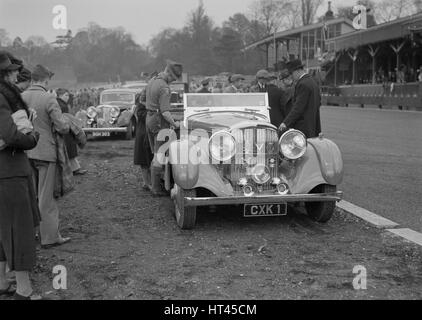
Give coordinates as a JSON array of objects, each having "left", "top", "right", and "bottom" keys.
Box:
[
  {"left": 224, "top": 74, "right": 245, "bottom": 93},
  {"left": 22, "top": 64, "right": 71, "bottom": 248},
  {"left": 145, "top": 59, "right": 182, "bottom": 197},
  {"left": 278, "top": 59, "right": 321, "bottom": 138},
  {"left": 250, "top": 69, "right": 286, "bottom": 128},
  {"left": 196, "top": 78, "right": 211, "bottom": 93}
]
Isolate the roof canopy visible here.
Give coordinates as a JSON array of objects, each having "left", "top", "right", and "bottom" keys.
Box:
[
  {"left": 331, "top": 13, "right": 422, "bottom": 51},
  {"left": 243, "top": 18, "right": 353, "bottom": 51}
]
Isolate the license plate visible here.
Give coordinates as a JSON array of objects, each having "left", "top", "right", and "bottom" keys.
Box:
[
  {"left": 243, "top": 203, "right": 287, "bottom": 217},
  {"left": 92, "top": 132, "right": 110, "bottom": 137}
]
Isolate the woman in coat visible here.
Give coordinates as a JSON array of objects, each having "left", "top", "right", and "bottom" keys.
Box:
[
  {"left": 133, "top": 91, "right": 153, "bottom": 190},
  {"left": 56, "top": 88, "right": 86, "bottom": 175},
  {"left": 0, "top": 51, "right": 41, "bottom": 299}
]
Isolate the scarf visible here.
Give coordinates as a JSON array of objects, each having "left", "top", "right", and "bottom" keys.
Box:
[{"left": 0, "top": 79, "right": 29, "bottom": 115}]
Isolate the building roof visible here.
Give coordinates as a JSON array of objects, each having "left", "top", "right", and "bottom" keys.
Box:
[
  {"left": 330, "top": 12, "right": 422, "bottom": 51},
  {"left": 243, "top": 17, "right": 354, "bottom": 51}
]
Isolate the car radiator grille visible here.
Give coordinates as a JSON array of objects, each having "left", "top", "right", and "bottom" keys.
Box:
[
  {"left": 230, "top": 127, "right": 279, "bottom": 194},
  {"left": 96, "top": 107, "right": 111, "bottom": 127}
]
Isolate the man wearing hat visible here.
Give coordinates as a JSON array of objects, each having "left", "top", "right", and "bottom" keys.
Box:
[
  {"left": 278, "top": 59, "right": 321, "bottom": 138},
  {"left": 196, "top": 78, "right": 211, "bottom": 93},
  {"left": 22, "top": 64, "right": 71, "bottom": 248},
  {"left": 16, "top": 68, "right": 32, "bottom": 92},
  {"left": 224, "top": 74, "right": 245, "bottom": 93},
  {"left": 250, "top": 69, "right": 286, "bottom": 128},
  {"left": 145, "top": 59, "right": 182, "bottom": 197}
]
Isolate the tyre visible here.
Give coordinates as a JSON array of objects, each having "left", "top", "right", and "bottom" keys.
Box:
[
  {"left": 173, "top": 184, "right": 197, "bottom": 229},
  {"left": 305, "top": 184, "right": 337, "bottom": 223},
  {"left": 125, "top": 117, "right": 136, "bottom": 140}
]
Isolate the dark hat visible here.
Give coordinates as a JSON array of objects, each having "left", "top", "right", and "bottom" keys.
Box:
[
  {"left": 32, "top": 64, "right": 54, "bottom": 81},
  {"left": 230, "top": 74, "right": 245, "bottom": 82},
  {"left": 279, "top": 68, "right": 291, "bottom": 80},
  {"left": 6, "top": 52, "right": 23, "bottom": 68},
  {"left": 286, "top": 59, "right": 304, "bottom": 73},
  {"left": 17, "top": 67, "right": 32, "bottom": 83},
  {"left": 201, "top": 78, "right": 210, "bottom": 86},
  {"left": 256, "top": 69, "right": 271, "bottom": 79},
  {"left": 0, "top": 51, "right": 21, "bottom": 72},
  {"left": 165, "top": 59, "right": 183, "bottom": 79}
]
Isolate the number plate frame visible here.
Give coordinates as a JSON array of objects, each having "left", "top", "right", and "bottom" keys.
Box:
[{"left": 243, "top": 203, "right": 287, "bottom": 217}]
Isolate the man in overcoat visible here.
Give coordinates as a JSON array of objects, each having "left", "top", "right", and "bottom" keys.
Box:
[
  {"left": 22, "top": 65, "right": 71, "bottom": 248},
  {"left": 278, "top": 59, "right": 322, "bottom": 138}
]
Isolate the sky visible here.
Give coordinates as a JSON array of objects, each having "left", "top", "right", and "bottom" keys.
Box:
[{"left": 0, "top": 0, "right": 362, "bottom": 46}]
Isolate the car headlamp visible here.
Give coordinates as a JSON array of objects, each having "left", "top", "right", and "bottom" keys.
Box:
[
  {"left": 87, "top": 106, "right": 97, "bottom": 119},
  {"left": 279, "top": 129, "right": 307, "bottom": 160},
  {"left": 251, "top": 164, "right": 271, "bottom": 184},
  {"left": 209, "top": 131, "right": 236, "bottom": 162},
  {"left": 110, "top": 107, "right": 120, "bottom": 118}
]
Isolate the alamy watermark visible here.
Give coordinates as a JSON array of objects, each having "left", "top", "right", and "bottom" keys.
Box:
[
  {"left": 52, "top": 5, "right": 68, "bottom": 30},
  {"left": 353, "top": 265, "right": 367, "bottom": 290}
]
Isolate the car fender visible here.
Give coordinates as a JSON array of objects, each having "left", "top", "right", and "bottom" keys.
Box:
[
  {"left": 193, "top": 164, "right": 234, "bottom": 197},
  {"left": 117, "top": 110, "right": 133, "bottom": 127},
  {"left": 289, "top": 138, "right": 343, "bottom": 194},
  {"left": 169, "top": 140, "right": 200, "bottom": 189},
  {"left": 307, "top": 137, "right": 344, "bottom": 185}
]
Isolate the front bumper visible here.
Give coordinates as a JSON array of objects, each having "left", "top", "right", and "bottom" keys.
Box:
[
  {"left": 83, "top": 127, "right": 128, "bottom": 133},
  {"left": 184, "top": 191, "right": 343, "bottom": 207}
]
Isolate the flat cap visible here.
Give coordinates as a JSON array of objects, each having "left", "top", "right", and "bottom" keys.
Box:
[
  {"left": 230, "top": 74, "right": 245, "bottom": 82},
  {"left": 256, "top": 69, "right": 271, "bottom": 79},
  {"left": 32, "top": 64, "right": 54, "bottom": 81}
]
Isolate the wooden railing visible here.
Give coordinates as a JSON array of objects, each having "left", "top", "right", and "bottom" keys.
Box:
[{"left": 321, "top": 83, "right": 421, "bottom": 110}]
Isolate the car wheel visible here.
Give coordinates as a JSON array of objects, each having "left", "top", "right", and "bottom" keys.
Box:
[
  {"left": 305, "top": 184, "right": 336, "bottom": 223},
  {"left": 125, "top": 118, "right": 136, "bottom": 140},
  {"left": 173, "top": 184, "right": 197, "bottom": 229}
]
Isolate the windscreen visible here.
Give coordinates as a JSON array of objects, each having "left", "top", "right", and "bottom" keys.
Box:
[
  {"left": 101, "top": 92, "right": 135, "bottom": 104},
  {"left": 186, "top": 94, "right": 267, "bottom": 108}
]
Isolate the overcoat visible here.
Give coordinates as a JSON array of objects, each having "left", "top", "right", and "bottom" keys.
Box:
[
  {"left": 283, "top": 74, "right": 321, "bottom": 138},
  {"left": 22, "top": 85, "right": 70, "bottom": 162},
  {"left": 0, "top": 80, "right": 40, "bottom": 271},
  {"left": 57, "top": 97, "right": 78, "bottom": 159}
]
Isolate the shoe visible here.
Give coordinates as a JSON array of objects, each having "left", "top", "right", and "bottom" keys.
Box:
[
  {"left": 0, "top": 283, "right": 16, "bottom": 296},
  {"left": 73, "top": 169, "right": 87, "bottom": 176},
  {"left": 41, "top": 237, "right": 71, "bottom": 249},
  {"left": 13, "top": 292, "right": 49, "bottom": 300}
]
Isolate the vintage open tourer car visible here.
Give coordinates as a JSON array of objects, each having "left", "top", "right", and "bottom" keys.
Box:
[
  {"left": 75, "top": 88, "right": 139, "bottom": 140},
  {"left": 165, "top": 93, "right": 344, "bottom": 229}
]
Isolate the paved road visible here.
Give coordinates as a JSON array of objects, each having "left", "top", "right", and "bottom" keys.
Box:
[{"left": 321, "top": 107, "right": 422, "bottom": 231}]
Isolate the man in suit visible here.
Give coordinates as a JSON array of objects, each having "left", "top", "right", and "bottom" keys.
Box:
[
  {"left": 22, "top": 65, "right": 71, "bottom": 248},
  {"left": 278, "top": 59, "right": 322, "bottom": 138},
  {"left": 250, "top": 69, "right": 285, "bottom": 128}
]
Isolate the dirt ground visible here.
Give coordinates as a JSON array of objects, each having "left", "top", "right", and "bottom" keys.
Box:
[{"left": 2, "top": 138, "right": 421, "bottom": 300}]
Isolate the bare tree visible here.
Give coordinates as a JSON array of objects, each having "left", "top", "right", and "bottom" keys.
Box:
[
  {"left": 301, "top": 0, "right": 323, "bottom": 25},
  {"left": 249, "top": 0, "right": 296, "bottom": 35},
  {"left": 375, "top": 0, "right": 418, "bottom": 22}
]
